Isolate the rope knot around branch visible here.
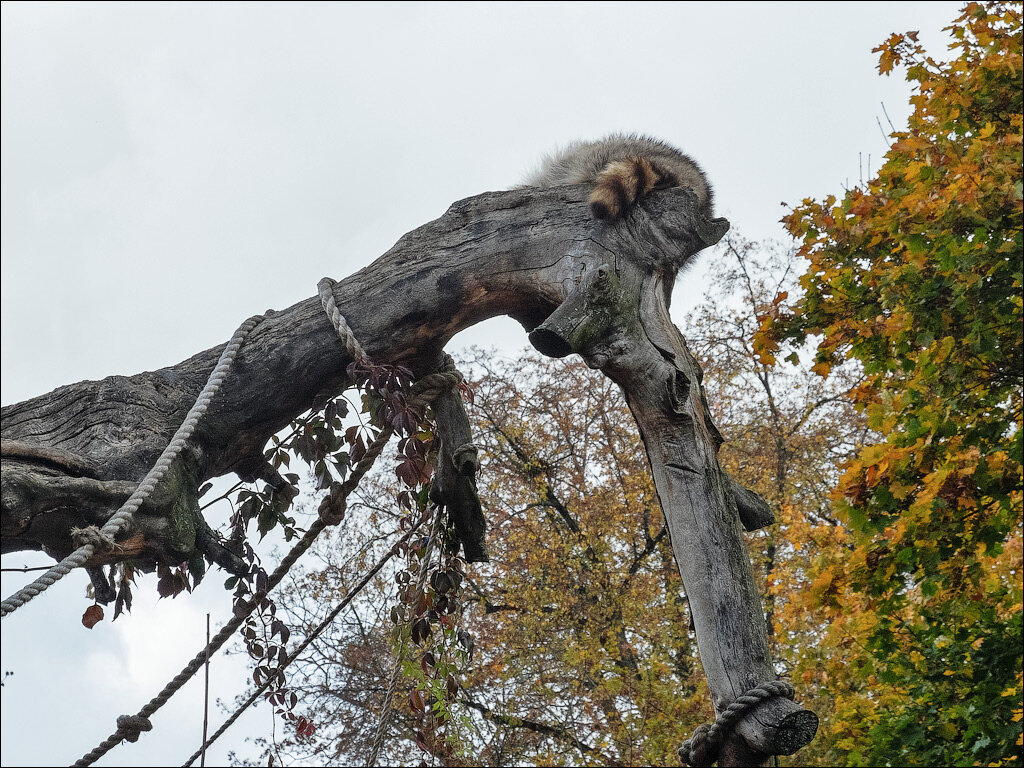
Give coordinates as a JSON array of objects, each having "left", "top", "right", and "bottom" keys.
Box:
[
  {"left": 679, "top": 723, "right": 715, "bottom": 766},
  {"left": 406, "top": 356, "right": 463, "bottom": 410},
  {"left": 317, "top": 280, "right": 465, "bottom": 412},
  {"left": 115, "top": 715, "right": 152, "bottom": 743},
  {"left": 314, "top": 357, "right": 464, "bottom": 529},
  {"left": 678, "top": 681, "right": 796, "bottom": 766},
  {"left": 318, "top": 492, "right": 347, "bottom": 526},
  {"left": 70, "top": 526, "right": 117, "bottom": 554}
]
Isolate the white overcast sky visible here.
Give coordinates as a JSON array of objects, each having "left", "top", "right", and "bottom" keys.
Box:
[{"left": 2, "top": 2, "right": 962, "bottom": 766}]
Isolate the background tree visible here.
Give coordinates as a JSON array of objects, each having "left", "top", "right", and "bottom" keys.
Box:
[
  {"left": 241, "top": 233, "right": 867, "bottom": 767},
  {"left": 237, "top": 351, "right": 707, "bottom": 767},
  {"left": 762, "top": 2, "right": 1023, "bottom": 764}
]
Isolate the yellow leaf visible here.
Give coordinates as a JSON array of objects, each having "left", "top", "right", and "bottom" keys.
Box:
[
  {"left": 905, "top": 161, "right": 925, "bottom": 179},
  {"left": 943, "top": 670, "right": 955, "bottom": 676},
  {"left": 1002, "top": 687, "right": 1018, "bottom": 697}
]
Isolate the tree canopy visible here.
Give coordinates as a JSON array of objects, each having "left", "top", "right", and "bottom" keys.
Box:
[{"left": 760, "top": 2, "right": 1023, "bottom": 764}]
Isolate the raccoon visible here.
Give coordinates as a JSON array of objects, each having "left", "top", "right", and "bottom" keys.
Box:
[{"left": 521, "top": 133, "right": 713, "bottom": 222}]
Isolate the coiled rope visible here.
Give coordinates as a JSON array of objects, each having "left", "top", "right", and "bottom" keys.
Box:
[
  {"left": 1, "top": 315, "right": 265, "bottom": 618},
  {"left": 678, "top": 680, "right": 796, "bottom": 767}
]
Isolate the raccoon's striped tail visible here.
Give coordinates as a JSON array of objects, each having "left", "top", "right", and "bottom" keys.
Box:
[{"left": 589, "top": 156, "right": 672, "bottom": 221}]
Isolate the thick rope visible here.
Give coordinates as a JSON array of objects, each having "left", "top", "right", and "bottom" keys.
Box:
[
  {"left": 180, "top": 518, "right": 426, "bottom": 767},
  {"left": 318, "top": 277, "right": 367, "bottom": 363},
  {"left": 319, "top": 276, "right": 460, "bottom": 404},
  {"left": 76, "top": 290, "right": 464, "bottom": 764},
  {"left": 319, "top": 424, "right": 394, "bottom": 525},
  {"left": 74, "top": 422, "right": 396, "bottom": 766},
  {"left": 407, "top": 367, "right": 463, "bottom": 405},
  {"left": 678, "top": 680, "right": 796, "bottom": 767},
  {"left": 367, "top": 632, "right": 407, "bottom": 766},
  {"left": 1, "top": 315, "right": 264, "bottom": 619},
  {"left": 366, "top": 506, "right": 444, "bottom": 767}
]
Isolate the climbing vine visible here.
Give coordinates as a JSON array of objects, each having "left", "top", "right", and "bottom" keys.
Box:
[
  {"left": 388, "top": 498, "right": 473, "bottom": 761},
  {"left": 205, "top": 355, "right": 476, "bottom": 753}
]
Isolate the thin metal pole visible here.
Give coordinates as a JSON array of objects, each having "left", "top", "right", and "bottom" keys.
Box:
[{"left": 201, "top": 613, "right": 210, "bottom": 768}]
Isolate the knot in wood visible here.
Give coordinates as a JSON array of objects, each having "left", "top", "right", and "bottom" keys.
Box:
[
  {"left": 451, "top": 441, "right": 479, "bottom": 475},
  {"left": 115, "top": 715, "right": 152, "bottom": 743}
]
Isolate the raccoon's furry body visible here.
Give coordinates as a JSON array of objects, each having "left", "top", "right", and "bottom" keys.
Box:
[{"left": 522, "top": 133, "right": 713, "bottom": 222}]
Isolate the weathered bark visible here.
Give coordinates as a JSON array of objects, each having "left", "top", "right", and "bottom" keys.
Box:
[
  {"left": 430, "top": 384, "right": 488, "bottom": 562},
  {"left": 1, "top": 183, "right": 815, "bottom": 763}
]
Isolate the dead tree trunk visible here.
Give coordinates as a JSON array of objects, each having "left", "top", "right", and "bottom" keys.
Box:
[{"left": 1, "top": 184, "right": 817, "bottom": 765}]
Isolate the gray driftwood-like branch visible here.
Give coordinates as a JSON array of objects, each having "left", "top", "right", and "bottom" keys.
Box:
[{"left": 1, "top": 184, "right": 816, "bottom": 765}]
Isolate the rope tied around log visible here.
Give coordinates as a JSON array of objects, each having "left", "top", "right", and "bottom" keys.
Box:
[
  {"left": 1, "top": 314, "right": 265, "bottom": 619},
  {"left": 70, "top": 526, "right": 117, "bottom": 553},
  {"left": 678, "top": 680, "right": 796, "bottom": 767},
  {"left": 315, "top": 287, "right": 464, "bottom": 526},
  {"left": 318, "top": 276, "right": 368, "bottom": 363},
  {"left": 316, "top": 363, "right": 464, "bottom": 525},
  {"left": 403, "top": 353, "right": 465, "bottom": 410}
]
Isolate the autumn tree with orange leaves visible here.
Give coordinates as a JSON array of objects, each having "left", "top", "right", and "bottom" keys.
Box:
[
  {"left": 235, "top": 351, "right": 707, "bottom": 767},
  {"left": 232, "top": 235, "right": 869, "bottom": 767},
  {"left": 760, "top": 2, "right": 1023, "bottom": 765}
]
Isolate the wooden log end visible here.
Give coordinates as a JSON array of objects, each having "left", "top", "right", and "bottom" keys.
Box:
[
  {"left": 734, "top": 696, "right": 818, "bottom": 761},
  {"left": 771, "top": 707, "right": 819, "bottom": 755},
  {"left": 727, "top": 475, "right": 775, "bottom": 531}
]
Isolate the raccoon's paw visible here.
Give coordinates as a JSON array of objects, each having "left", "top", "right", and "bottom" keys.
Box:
[{"left": 588, "top": 157, "right": 660, "bottom": 221}]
